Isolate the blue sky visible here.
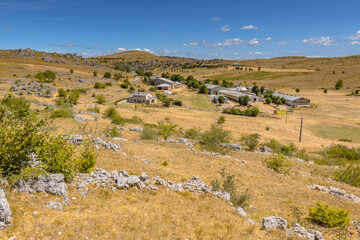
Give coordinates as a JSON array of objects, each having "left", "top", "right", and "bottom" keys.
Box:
[{"left": 1, "top": 0, "right": 360, "bottom": 59}]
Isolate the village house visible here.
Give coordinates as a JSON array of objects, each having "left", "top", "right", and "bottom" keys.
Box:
[
  {"left": 205, "top": 83, "right": 225, "bottom": 95},
  {"left": 272, "top": 92, "right": 311, "bottom": 106},
  {"left": 218, "top": 89, "right": 263, "bottom": 103},
  {"left": 149, "top": 76, "right": 182, "bottom": 88},
  {"left": 155, "top": 83, "right": 172, "bottom": 90},
  {"left": 127, "top": 92, "right": 157, "bottom": 104}
]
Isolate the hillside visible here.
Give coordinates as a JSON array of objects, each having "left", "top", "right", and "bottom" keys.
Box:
[{"left": 0, "top": 50, "right": 359, "bottom": 239}]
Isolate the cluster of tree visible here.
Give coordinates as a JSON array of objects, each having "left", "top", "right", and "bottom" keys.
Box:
[
  {"left": 135, "top": 69, "right": 153, "bottom": 78},
  {"left": 120, "top": 79, "right": 132, "bottom": 89},
  {"left": 94, "top": 82, "right": 112, "bottom": 89},
  {"left": 103, "top": 72, "right": 111, "bottom": 78},
  {"left": 222, "top": 107, "right": 259, "bottom": 117},
  {"left": 34, "top": 70, "right": 56, "bottom": 83},
  {"left": 221, "top": 80, "right": 234, "bottom": 88},
  {"left": 250, "top": 85, "right": 265, "bottom": 96},
  {"left": 56, "top": 88, "right": 88, "bottom": 105},
  {"left": 156, "top": 93, "right": 173, "bottom": 107},
  {"left": 263, "top": 91, "right": 285, "bottom": 105}
]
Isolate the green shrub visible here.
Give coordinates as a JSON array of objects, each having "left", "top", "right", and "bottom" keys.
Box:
[
  {"left": 37, "top": 135, "right": 77, "bottom": 179},
  {"left": 96, "top": 94, "right": 106, "bottom": 104},
  {"left": 335, "top": 80, "right": 344, "bottom": 90},
  {"left": 94, "top": 82, "right": 106, "bottom": 89},
  {"left": 103, "top": 72, "right": 111, "bottom": 78},
  {"left": 223, "top": 107, "right": 259, "bottom": 117},
  {"left": 128, "top": 115, "right": 143, "bottom": 124},
  {"left": 140, "top": 127, "right": 159, "bottom": 140},
  {"left": 184, "top": 127, "right": 202, "bottom": 140},
  {"left": 322, "top": 144, "right": 360, "bottom": 161},
  {"left": 104, "top": 107, "right": 118, "bottom": 118},
  {"left": 87, "top": 106, "right": 100, "bottom": 113},
  {"left": 149, "top": 87, "right": 156, "bottom": 92},
  {"left": 308, "top": 202, "right": 350, "bottom": 228},
  {"left": 161, "top": 161, "right": 169, "bottom": 166},
  {"left": 201, "top": 124, "right": 231, "bottom": 153},
  {"left": 34, "top": 70, "right": 56, "bottom": 83},
  {"left": 217, "top": 116, "right": 226, "bottom": 125},
  {"left": 107, "top": 127, "right": 121, "bottom": 138},
  {"left": 77, "top": 141, "right": 97, "bottom": 173},
  {"left": 93, "top": 71, "right": 97, "bottom": 77},
  {"left": 334, "top": 165, "right": 360, "bottom": 187},
  {"left": 211, "top": 168, "right": 250, "bottom": 207},
  {"left": 58, "top": 88, "right": 67, "bottom": 98},
  {"left": 174, "top": 100, "right": 182, "bottom": 106},
  {"left": 241, "top": 134, "right": 259, "bottom": 151},
  {"left": 264, "top": 154, "right": 292, "bottom": 174},
  {"left": 51, "top": 108, "right": 73, "bottom": 118},
  {"left": 158, "top": 121, "right": 176, "bottom": 140}
]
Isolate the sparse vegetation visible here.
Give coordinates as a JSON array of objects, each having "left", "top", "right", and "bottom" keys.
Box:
[{"left": 263, "top": 153, "right": 292, "bottom": 174}]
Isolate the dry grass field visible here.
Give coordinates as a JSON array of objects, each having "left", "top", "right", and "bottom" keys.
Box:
[{"left": 0, "top": 50, "right": 360, "bottom": 239}]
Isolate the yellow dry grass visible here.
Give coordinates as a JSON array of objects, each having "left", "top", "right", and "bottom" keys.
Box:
[{"left": 0, "top": 54, "right": 360, "bottom": 239}]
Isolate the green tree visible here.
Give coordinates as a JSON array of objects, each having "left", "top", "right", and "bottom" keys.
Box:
[
  {"left": 295, "top": 88, "right": 300, "bottom": 93},
  {"left": 201, "top": 124, "right": 232, "bottom": 153},
  {"left": 103, "top": 72, "right": 111, "bottom": 78},
  {"left": 93, "top": 71, "right": 98, "bottom": 77},
  {"left": 58, "top": 88, "right": 67, "bottom": 98},
  {"left": 70, "top": 69, "right": 74, "bottom": 74},
  {"left": 218, "top": 95, "right": 225, "bottom": 104},
  {"left": 198, "top": 85, "right": 208, "bottom": 94},
  {"left": 324, "top": 88, "right": 327, "bottom": 94},
  {"left": 241, "top": 134, "right": 259, "bottom": 151},
  {"left": 335, "top": 79, "right": 343, "bottom": 90}
]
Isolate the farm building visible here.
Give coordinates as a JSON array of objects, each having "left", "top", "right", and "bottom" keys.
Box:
[
  {"left": 149, "top": 76, "right": 181, "bottom": 88},
  {"left": 155, "top": 83, "right": 172, "bottom": 90},
  {"left": 218, "top": 89, "right": 263, "bottom": 103},
  {"left": 127, "top": 92, "right": 157, "bottom": 104},
  {"left": 211, "top": 95, "right": 228, "bottom": 104},
  {"left": 205, "top": 84, "right": 225, "bottom": 95},
  {"left": 272, "top": 92, "right": 310, "bottom": 106}
]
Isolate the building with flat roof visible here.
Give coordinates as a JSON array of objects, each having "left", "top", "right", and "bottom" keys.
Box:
[
  {"left": 272, "top": 92, "right": 310, "bottom": 106},
  {"left": 218, "top": 89, "right": 263, "bottom": 103}
]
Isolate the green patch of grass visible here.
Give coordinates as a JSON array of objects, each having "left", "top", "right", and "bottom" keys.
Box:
[
  {"left": 311, "top": 124, "right": 360, "bottom": 143},
  {"left": 175, "top": 93, "right": 217, "bottom": 111}
]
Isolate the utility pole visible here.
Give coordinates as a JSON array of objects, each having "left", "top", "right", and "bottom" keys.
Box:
[
  {"left": 299, "top": 118, "right": 304, "bottom": 142},
  {"left": 285, "top": 110, "right": 288, "bottom": 124}
]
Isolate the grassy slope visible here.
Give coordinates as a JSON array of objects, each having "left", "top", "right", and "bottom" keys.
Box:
[{"left": 0, "top": 54, "right": 360, "bottom": 239}]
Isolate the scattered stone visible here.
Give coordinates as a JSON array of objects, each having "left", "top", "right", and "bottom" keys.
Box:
[
  {"left": 154, "top": 176, "right": 166, "bottom": 185},
  {"left": 73, "top": 116, "right": 86, "bottom": 122},
  {"left": 129, "top": 127, "right": 143, "bottom": 132},
  {"left": 63, "top": 134, "right": 83, "bottom": 145},
  {"left": 261, "top": 217, "right": 287, "bottom": 230},
  {"left": 220, "top": 143, "right": 242, "bottom": 151},
  {"left": 308, "top": 184, "right": 360, "bottom": 203},
  {"left": 46, "top": 201, "right": 63, "bottom": 210},
  {"left": 148, "top": 185, "right": 159, "bottom": 190},
  {"left": 236, "top": 207, "right": 247, "bottom": 217},
  {"left": 93, "top": 138, "right": 121, "bottom": 151},
  {"left": 213, "top": 191, "right": 231, "bottom": 202},
  {"left": 289, "top": 223, "right": 323, "bottom": 240},
  {"left": 133, "top": 139, "right": 143, "bottom": 144},
  {"left": 140, "top": 173, "right": 150, "bottom": 181},
  {"left": 112, "top": 137, "right": 128, "bottom": 142},
  {"left": 0, "top": 190, "right": 11, "bottom": 230}
]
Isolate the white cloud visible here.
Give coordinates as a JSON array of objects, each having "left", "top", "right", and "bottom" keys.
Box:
[
  {"left": 183, "top": 40, "right": 206, "bottom": 47},
  {"left": 249, "top": 51, "right": 263, "bottom": 55},
  {"left": 277, "top": 41, "right": 289, "bottom": 45},
  {"left": 241, "top": 25, "right": 259, "bottom": 30},
  {"left": 302, "top": 36, "right": 335, "bottom": 46},
  {"left": 85, "top": 45, "right": 99, "bottom": 50},
  {"left": 265, "top": 37, "right": 272, "bottom": 41},
  {"left": 56, "top": 43, "right": 77, "bottom": 47},
  {"left": 247, "top": 38, "right": 260, "bottom": 46},
  {"left": 211, "top": 17, "right": 221, "bottom": 21},
  {"left": 347, "top": 30, "right": 360, "bottom": 40},
  {"left": 212, "top": 38, "right": 246, "bottom": 47},
  {"left": 292, "top": 50, "right": 300, "bottom": 54},
  {"left": 220, "top": 25, "right": 231, "bottom": 32},
  {"left": 350, "top": 41, "right": 360, "bottom": 45}
]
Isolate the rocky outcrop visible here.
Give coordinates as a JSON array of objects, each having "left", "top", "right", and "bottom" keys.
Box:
[
  {"left": 289, "top": 223, "right": 323, "bottom": 240},
  {"left": 63, "top": 134, "right": 83, "bottom": 145},
  {"left": 261, "top": 217, "right": 287, "bottom": 230},
  {"left": 308, "top": 185, "right": 360, "bottom": 203},
  {"left": 182, "top": 176, "right": 211, "bottom": 193},
  {"left": 93, "top": 138, "right": 121, "bottom": 151},
  {"left": 0, "top": 190, "right": 11, "bottom": 230},
  {"left": 13, "top": 174, "right": 69, "bottom": 200}
]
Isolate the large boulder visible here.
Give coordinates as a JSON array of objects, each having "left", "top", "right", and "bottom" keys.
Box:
[
  {"left": 13, "top": 174, "right": 68, "bottom": 200},
  {"left": 220, "top": 143, "right": 242, "bottom": 151},
  {"left": 127, "top": 175, "right": 141, "bottom": 186},
  {"left": 0, "top": 189, "right": 11, "bottom": 230},
  {"left": 261, "top": 217, "right": 287, "bottom": 230},
  {"left": 290, "top": 223, "right": 323, "bottom": 240}
]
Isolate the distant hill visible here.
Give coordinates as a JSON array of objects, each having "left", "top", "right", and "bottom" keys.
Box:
[{"left": 100, "top": 50, "right": 161, "bottom": 61}]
